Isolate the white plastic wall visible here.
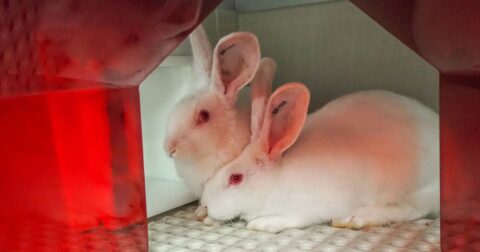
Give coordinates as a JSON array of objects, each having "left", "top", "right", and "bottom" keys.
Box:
[{"left": 140, "top": 57, "right": 196, "bottom": 217}]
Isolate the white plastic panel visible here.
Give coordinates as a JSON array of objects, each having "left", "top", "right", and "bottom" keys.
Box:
[
  {"left": 238, "top": 0, "right": 439, "bottom": 112},
  {"left": 145, "top": 177, "right": 195, "bottom": 217},
  {"left": 140, "top": 56, "right": 196, "bottom": 217}
]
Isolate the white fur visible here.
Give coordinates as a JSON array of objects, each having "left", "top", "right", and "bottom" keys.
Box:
[
  {"left": 164, "top": 89, "right": 250, "bottom": 197},
  {"left": 163, "top": 25, "right": 276, "bottom": 209},
  {"left": 201, "top": 85, "right": 439, "bottom": 232}
]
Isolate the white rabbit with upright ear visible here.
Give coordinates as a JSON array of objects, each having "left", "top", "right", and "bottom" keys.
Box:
[
  {"left": 201, "top": 83, "right": 439, "bottom": 232},
  {"left": 163, "top": 24, "right": 276, "bottom": 219}
]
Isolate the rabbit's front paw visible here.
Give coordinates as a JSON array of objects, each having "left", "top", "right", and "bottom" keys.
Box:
[
  {"left": 203, "top": 216, "right": 221, "bottom": 226},
  {"left": 194, "top": 205, "right": 208, "bottom": 221},
  {"left": 246, "top": 216, "right": 300, "bottom": 233}
]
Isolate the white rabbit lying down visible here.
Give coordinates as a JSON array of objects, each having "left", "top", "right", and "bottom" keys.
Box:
[
  {"left": 201, "top": 83, "right": 439, "bottom": 232},
  {"left": 163, "top": 24, "right": 276, "bottom": 220}
]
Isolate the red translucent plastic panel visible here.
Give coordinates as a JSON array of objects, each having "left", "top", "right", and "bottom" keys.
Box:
[
  {"left": 351, "top": 0, "right": 480, "bottom": 250},
  {"left": 1, "top": 0, "right": 220, "bottom": 85},
  {"left": 35, "top": 0, "right": 213, "bottom": 85},
  {"left": 0, "top": 80, "right": 148, "bottom": 251},
  {"left": 0, "top": 0, "right": 221, "bottom": 250},
  {"left": 441, "top": 76, "right": 480, "bottom": 251},
  {"left": 351, "top": 0, "right": 480, "bottom": 76}
]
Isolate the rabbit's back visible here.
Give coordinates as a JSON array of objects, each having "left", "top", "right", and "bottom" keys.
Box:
[{"left": 282, "top": 90, "right": 438, "bottom": 205}]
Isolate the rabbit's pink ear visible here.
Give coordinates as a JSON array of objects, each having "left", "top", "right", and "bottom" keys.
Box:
[
  {"left": 251, "top": 58, "right": 276, "bottom": 141},
  {"left": 258, "top": 83, "right": 310, "bottom": 161},
  {"left": 211, "top": 32, "right": 260, "bottom": 104},
  {"left": 190, "top": 24, "right": 212, "bottom": 82}
]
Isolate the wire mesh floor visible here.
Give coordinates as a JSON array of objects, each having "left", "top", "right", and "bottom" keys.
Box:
[{"left": 148, "top": 204, "right": 440, "bottom": 252}]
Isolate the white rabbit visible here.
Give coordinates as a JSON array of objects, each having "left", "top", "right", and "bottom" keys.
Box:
[
  {"left": 201, "top": 83, "right": 439, "bottom": 232},
  {"left": 163, "top": 24, "right": 276, "bottom": 219}
]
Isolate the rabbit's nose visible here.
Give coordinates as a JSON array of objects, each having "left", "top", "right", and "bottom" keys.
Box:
[
  {"left": 164, "top": 139, "right": 177, "bottom": 158},
  {"left": 169, "top": 148, "right": 177, "bottom": 158},
  {"left": 167, "top": 145, "right": 177, "bottom": 158}
]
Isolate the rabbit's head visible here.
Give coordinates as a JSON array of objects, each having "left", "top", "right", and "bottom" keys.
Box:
[
  {"left": 164, "top": 26, "right": 267, "bottom": 186},
  {"left": 201, "top": 83, "right": 310, "bottom": 221}
]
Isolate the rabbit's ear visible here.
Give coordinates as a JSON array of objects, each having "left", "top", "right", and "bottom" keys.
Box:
[
  {"left": 257, "top": 83, "right": 310, "bottom": 161},
  {"left": 211, "top": 32, "right": 260, "bottom": 105},
  {"left": 190, "top": 24, "right": 212, "bottom": 82},
  {"left": 251, "top": 58, "right": 276, "bottom": 141}
]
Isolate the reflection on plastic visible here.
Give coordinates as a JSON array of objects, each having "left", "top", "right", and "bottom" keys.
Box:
[{"left": 0, "top": 0, "right": 220, "bottom": 250}]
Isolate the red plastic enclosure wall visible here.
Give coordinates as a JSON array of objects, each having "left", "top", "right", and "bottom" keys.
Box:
[
  {"left": 1, "top": 0, "right": 478, "bottom": 251},
  {"left": 0, "top": 0, "right": 220, "bottom": 251},
  {"left": 351, "top": 0, "right": 480, "bottom": 251}
]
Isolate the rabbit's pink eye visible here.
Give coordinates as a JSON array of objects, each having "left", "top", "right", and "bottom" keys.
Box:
[
  {"left": 229, "top": 173, "right": 243, "bottom": 186},
  {"left": 198, "top": 110, "right": 210, "bottom": 124}
]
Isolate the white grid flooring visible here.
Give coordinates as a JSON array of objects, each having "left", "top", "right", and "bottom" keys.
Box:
[{"left": 148, "top": 204, "right": 440, "bottom": 252}]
